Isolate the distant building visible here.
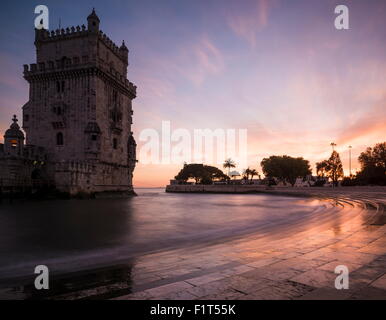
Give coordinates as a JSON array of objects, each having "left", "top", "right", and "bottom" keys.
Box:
[
  {"left": 294, "top": 175, "right": 316, "bottom": 187},
  {"left": 0, "top": 9, "right": 137, "bottom": 196},
  {"left": 169, "top": 180, "right": 193, "bottom": 185}
]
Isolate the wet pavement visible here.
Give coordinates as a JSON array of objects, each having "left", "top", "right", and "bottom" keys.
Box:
[
  {"left": 111, "top": 188, "right": 386, "bottom": 300},
  {"left": 1, "top": 187, "right": 385, "bottom": 300}
]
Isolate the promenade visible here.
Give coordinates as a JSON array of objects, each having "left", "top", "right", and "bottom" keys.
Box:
[
  {"left": 112, "top": 187, "right": 386, "bottom": 300},
  {"left": 2, "top": 187, "right": 385, "bottom": 300}
]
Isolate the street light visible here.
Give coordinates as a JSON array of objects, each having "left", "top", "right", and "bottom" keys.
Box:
[
  {"left": 330, "top": 142, "right": 337, "bottom": 151},
  {"left": 348, "top": 146, "right": 352, "bottom": 178}
]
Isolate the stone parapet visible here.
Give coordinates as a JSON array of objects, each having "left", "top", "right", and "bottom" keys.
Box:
[{"left": 23, "top": 62, "right": 136, "bottom": 98}]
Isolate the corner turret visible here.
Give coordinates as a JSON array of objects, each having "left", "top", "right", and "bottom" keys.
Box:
[
  {"left": 4, "top": 115, "right": 25, "bottom": 156},
  {"left": 119, "top": 40, "right": 129, "bottom": 64},
  {"left": 87, "top": 8, "right": 100, "bottom": 33}
]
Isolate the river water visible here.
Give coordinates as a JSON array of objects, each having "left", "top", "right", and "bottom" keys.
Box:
[{"left": 0, "top": 188, "right": 329, "bottom": 281}]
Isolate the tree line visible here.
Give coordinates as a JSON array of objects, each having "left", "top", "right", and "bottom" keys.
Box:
[{"left": 173, "top": 142, "right": 386, "bottom": 186}]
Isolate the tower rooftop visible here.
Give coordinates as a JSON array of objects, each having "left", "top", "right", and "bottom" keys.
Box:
[
  {"left": 87, "top": 8, "right": 100, "bottom": 22},
  {"left": 5, "top": 115, "right": 24, "bottom": 138}
]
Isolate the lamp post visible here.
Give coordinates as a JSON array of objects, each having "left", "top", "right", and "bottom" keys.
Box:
[
  {"left": 348, "top": 145, "right": 352, "bottom": 178},
  {"left": 330, "top": 142, "right": 336, "bottom": 151}
]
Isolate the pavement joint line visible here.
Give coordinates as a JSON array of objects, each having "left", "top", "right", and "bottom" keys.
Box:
[{"left": 131, "top": 261, "right": 242, "bottom": 293}]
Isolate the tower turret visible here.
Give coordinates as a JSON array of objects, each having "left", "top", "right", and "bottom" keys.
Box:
[
  {"left": 119, "top": 40, "right": 129, "bottom": 64},
  {"left": 4, "top": 115, "right": 24, "bottom": 156},
  {"left": 87, "top": 8, "right": 100, "bottom": 33},
  {"left": 34, "top": 27, "right": 46, "bottom": 43}
]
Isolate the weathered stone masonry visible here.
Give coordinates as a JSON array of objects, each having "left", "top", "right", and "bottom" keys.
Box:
[{"left": 0, "top": 9, "right": 137, "bottom": 196}]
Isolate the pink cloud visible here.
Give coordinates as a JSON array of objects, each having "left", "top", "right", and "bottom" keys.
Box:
[
  {"left": 178, "top": 35, "right": 224, "bottom": 85},
  {"left": 227, "top": 0, "right": 274, "bottom": 47}
]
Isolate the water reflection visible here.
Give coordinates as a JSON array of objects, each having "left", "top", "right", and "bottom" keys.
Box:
[
  {"left": 0, "top": 189, "right": 334, "bottom": 281},
  {"left": 22, "top": 263, "right": 134, "bottom": 300}
]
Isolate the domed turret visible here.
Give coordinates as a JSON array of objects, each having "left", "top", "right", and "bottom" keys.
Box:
[
  {"left": 5, "top": 115, "right": 24, "bottom": 139},
  {"left": 119, "top": 40, "right": 129, "bottom": 64},
  {"left": 120, "top": 40, "right": 128, "bottom": 52},
  {"left": 4, "top": 115, "right": 25, "bottom": 156},
  {"left": 87, "top": 8, "right": 100, "bottom": 33}
]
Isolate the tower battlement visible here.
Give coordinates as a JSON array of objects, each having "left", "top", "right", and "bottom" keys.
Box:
[
  {"left": 33, "top": 8, "right": 129, "bottom": 81},
  {"left": 35, "top": 28, "right": 126, "bottom": 61},
  {"left": 8, "top": 9, "right": 139, "bottom": 196},
  {"left": 23, "top": 59, "right": 137, "bottom": 98}
]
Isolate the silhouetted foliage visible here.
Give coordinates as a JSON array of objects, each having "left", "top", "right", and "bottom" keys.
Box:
[
  {"left": 175, "top": 163, "right": 228, "bottom": 184},
  {"left": 242, "top": 167, "right": 259, "bottom": 183},
  {"left": 260, "top": 155, "right": 311, "bottom": 186},
  {"left": 316, "top": 161, "right": 328, "bottom": 178},
  {"left": 341, "top": 176, "right": 357, "bottom": 186},
  {"left": 356, "top": 142, "right": 386, "bottom": 185},
  {"left": 223, "top": 158, "right": 236, "bottom": 176},
  {"left": 324, "top": 151, "right": 344, "bottom": 187}
]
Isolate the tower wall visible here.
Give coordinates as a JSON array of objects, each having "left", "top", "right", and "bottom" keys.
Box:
[{"left": 21, "top": 11, "right": 137, "bottom": 195}]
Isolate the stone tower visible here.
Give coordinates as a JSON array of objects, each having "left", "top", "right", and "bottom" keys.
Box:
[{"left": 22, "top": 9, "right": 137, "bottom": 195}]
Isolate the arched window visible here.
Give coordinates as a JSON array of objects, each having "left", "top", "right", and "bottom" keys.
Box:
[
  {"left": 10, "top": 139, "right": 18, "bottom": 148},
  {"left": 56, "top": 81, "right": 65, "bottom": 92},
  {"left": 56, "top": 132, "right": 64, "bottom": 145}
]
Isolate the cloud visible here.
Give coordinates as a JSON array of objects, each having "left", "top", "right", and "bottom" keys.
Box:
[
  {"left": 336, "top": 100, "right": 386, "bottom": 146},
  {"left": 178, "top": 35, "right": 224, "bottom": 85},
  {"left": 227, "top": 0, "right": 273, "bottom": 47},
  {"left": 133, "top": 34, "right": 224, "bottom": 89}
]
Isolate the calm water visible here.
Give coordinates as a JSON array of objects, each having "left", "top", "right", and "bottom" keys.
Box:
[{"left": 0, "top": 188, "right": 327, "bottom": 280}]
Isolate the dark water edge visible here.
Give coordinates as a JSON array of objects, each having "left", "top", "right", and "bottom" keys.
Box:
[
  {"left": 0, "top": 188, "right": 137, "bottom": 203},
  {"left": 0, "top": 189, "right": 332, "bottom": 299}
]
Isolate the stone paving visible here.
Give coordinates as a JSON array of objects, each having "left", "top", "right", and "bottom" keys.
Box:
[
  {"left": 3, "top": 187, "right": 384, "bottom": 300},
  {"left": 112, "top": 188, "right": 386, "bottom": 300}
]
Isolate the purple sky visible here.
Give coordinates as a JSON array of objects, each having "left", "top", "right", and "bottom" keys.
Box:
[{"left": 0, "top": 0, "right": 385, "bottom": 186}]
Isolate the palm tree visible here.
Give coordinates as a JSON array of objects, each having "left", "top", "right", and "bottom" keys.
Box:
[
  {"left": 249, "top": 169, "right": 258, "bottom": 182},
  {"left": 242, "top": 168, "right": 251, "bottom": 183},
  {"left": 243, "top": 168, "right": 251, "bottom": 180},
  {"left": 223, "top": 158, "right": 236, "bottom": 176}
]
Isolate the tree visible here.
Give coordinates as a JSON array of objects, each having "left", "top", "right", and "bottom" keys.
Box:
[
  {"left": 223, "top": 158, "right": 236, "bottom": 176},
  {"left": 358, "top": 142, "right": 386, "bottom": 171},
  {"left": 325, "top": 151, "right": 344, "bottom": 187},
  {"left": 260, "top": 155, "right": 311, "bottom": 186},
  {"left": 356, "top": 142, "right": 386, "bottom": 185},
  {"left": 204, "top": 165, "right": 229, "bottom": 182},
  {"left": 242, "top": 168, "right": 258, "bottom": 183},
  {"left": 175, "top": 163, "right": 228, "bottom": 184},
  {"left": 242, "top": 168, "right": 250, "bottom": 182},
  {"left": 175, "top": 163, "right": 203, "bottom": 183},
  {"left": 249, "top": 169, "right": 258, "bottom": 182},
  {"left": 316, "top": 161, "right": 328, "bottom": 178}
]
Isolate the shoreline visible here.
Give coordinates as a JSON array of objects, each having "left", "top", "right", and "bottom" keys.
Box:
[
  {"left": 166, "top": 184, "right": 386, "bottom": 202},
  {"left": 1, "top": 186, "right": 385, "bottom": 300},
  {"left": 166, "top": 184, "right": 386, "bottom": 193},
  {"left": 0, "top": 189, "right": 137, "bottom": 203},
  {"left": 165, "top": 185, "right": 386, "bottom": 226}
]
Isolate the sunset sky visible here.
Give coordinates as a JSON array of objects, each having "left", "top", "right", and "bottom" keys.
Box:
[{"left": 0, "top": 0, "right": 385, "bottom": 187}]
